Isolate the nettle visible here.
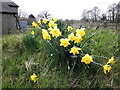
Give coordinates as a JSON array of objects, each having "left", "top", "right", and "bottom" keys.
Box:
[{"left": 26, "top": 18, "right": 115, "bottom": 76}]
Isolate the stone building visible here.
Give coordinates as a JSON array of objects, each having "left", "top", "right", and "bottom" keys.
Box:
[{"left": 0, "top": 0, "right": 19, "bottom": 35}]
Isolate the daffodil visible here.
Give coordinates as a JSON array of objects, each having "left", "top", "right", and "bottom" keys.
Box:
[
  {"left": 107, "top": 57, "right": 115, "bottom": 64},
  {"left": 30, "top": 73, "right": 38, "bottom": 83},
  {"left": 42, "top": 29, "right": 49, "bottom": 35},
  {"left": 50, "top": 27, "right": 61, "bottom": 37},
  {"left": 53, "top": 18, "right": 58, "bottom": 22},
  {"left": 60, "top": 38, "right": 70, "bottom": 47},
  {"left": 74, "top": 36, "right": 83, "bottom": 43},
  {"left": 38, "top": 20, "right": 41, "bottom": 24},
  {"left": 48, "top": 28, "right": 53, "bottom": 31},
  {"left": 42, "top": 19, "right": 48, "bottom": 24},
  {"left": 32, "top": 21, "right": 39, "bottom": 27},
  {"left": 70, "top": 47, "right": 81, "bottom": 55},
  {"left": 103, "top": 64, "right": 112, "bottom": 74},
  {"left": 68, "top": 33, "right": 75, "bottom": 41},
  {"left": 48, "top": 20, "right": 57, "bottom": 28},
  {"left": 76, "top": 28, "right": 85, "bottom": 37},
  {"left": 42, "top": 33, "right": 51, "bottom": 40},
  {"left": 67, "top": 26, "right": 73, "bottom": 31},
  {"left": 31, "top": 31, "right": 35, "bottom": 35},
  {"left": 81, "top": 54, "right": 93, "bottom": 64}
]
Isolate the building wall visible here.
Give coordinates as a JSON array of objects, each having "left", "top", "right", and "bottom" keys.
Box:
[{"left": 2, "top": 13, "right": 17, "bottom": 35}]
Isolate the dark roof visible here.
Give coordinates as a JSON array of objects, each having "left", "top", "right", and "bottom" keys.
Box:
[
  {"left": 0, "top": 0, "right": 19, "bottom": 14},
  {"left": 29, "top": 14, "right": 35, "bottom": 18},
  {"left": 6, "top": 1, "right": 19, "bottom": 7}
]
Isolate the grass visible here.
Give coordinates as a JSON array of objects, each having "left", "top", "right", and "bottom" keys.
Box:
[{"left": 2, "top": 28, "right": 120, "bottom": 88}]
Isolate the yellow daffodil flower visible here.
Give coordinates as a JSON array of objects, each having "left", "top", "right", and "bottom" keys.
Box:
[
  {"left": 48, "top": 28, "right": 53, "bottom": 31},
  {"left": 31, "top": 31, "right": 35, "bottom": 35},
  {"left": 107, "top": 57, "right": 115, "bottom": 64},
  {"left": 103, "top": 64, "right": 112, "bottom": 74},
  {"left": 42, "top": 29, "right": 49, "bottom": 35},
  {"left": 74, "top": 36, "right": 83, "bottom": 43},
  {"left": 50, "top": 27, "right": 62, "bottom": 37},
  {"left": 38, "top": 20, "right": 41, "bottom": 24},
  {"left": 48, "top": 20, "right": 57, "bottom": 28},
  {"left": 70, "top": 47, "right": 81, "bottom": 55},
  {"left": 53, "top": 18, "right": 58, "bottom": 22},
  {"left": 30, "top": 73, "right": 38, "bottom": 83},
  {"left": 42, "top": 29, "right": 51, "bottom": 40},
  {"left": 60, "top": 38, "right": 70, "bottom": 47},
  {"left": 42, "top": 19, "right": 48, "bottom": 24},
  {"left": 76, "top": 28, "right": 85, "bottom": 37},
  {"left": 42, "top": 33, "right": 51, "bottom": 40},
  {"left": 81, "top": 54, "right": 93, "bottom": 64},
  {"left": 68, "top": 33, "right": 75, "bottom": 41},
  {"left": 67, "top": 26, "right": 73, "bottom": 31},
  {"left": 32, "top": 21, "right": 39, "bottom": 27}
]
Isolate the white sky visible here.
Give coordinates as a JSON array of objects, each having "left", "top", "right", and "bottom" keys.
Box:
[{"left": 11, "top": 0, "right": 120, "bottom": 20}]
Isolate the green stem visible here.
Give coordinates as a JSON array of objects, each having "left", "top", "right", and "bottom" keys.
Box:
[
  {"left": 92, "top": 61, "right": 103, "bottom": 66},
  {"left": 80, "top": 32, "right": 96, "bottom": 48},
  {"left": 70, "top": 56, "right": 77, "bottom": 76},
  {"left": 93, "top": 55, "right": 108, "bottom": 59}
]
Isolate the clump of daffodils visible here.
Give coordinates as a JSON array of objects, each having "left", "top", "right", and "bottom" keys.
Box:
[{"left": 31, "top": 18, "right": 115, "bottom": 74}]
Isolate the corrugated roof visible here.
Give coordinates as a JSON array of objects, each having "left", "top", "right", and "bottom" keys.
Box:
[{"left": 0, "top": 0, "right": 19, "bottom": 14}]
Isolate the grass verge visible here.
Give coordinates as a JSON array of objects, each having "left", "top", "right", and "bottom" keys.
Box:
[{"left": 2, "top": 28, "right": 120, "bottom": 88}]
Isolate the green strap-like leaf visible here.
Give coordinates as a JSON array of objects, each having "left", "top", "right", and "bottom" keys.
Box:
[{"left": 80, "top": 32, "right": 96, "bottom": 48}]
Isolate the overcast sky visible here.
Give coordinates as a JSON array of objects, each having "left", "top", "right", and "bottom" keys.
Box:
[{"left": 11, "top": 0, "right": 120, "bottom": 20}]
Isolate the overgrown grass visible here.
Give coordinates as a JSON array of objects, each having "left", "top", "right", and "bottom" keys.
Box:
[{"left": 2, "top": 28, "right": 120, "bottom": 88}]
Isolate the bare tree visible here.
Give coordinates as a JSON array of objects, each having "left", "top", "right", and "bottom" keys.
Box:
[
  {"left": 81, "top": 7, "right": 101, "bottom": 22},
  {"left": 37, "top": 11, "right": 52, "bottom": 20},
  {"left": 87, "top": 10, "right": 93, "bottom": 21},
  {"left": 18, "top": 9, "right": 28, "bottom": 19},
  {"left": 81, "top": 9, "right": 90, "bottom": 21},
  {"left": 92, "top": 7, "right": 101, "bottom": 21},
  {"left": 107, "top": 3, "right": 117, "bottom": 22},
  {"left": 101, "top": 13, "right": 107, "bottom": 21},
  {"left": 115, "top": 1, "right": 120, "bottom": 29}
]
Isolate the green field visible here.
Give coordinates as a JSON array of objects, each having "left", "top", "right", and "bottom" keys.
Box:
[{"left": 2, "top": 28, "right": 120, "bottom": 88}]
